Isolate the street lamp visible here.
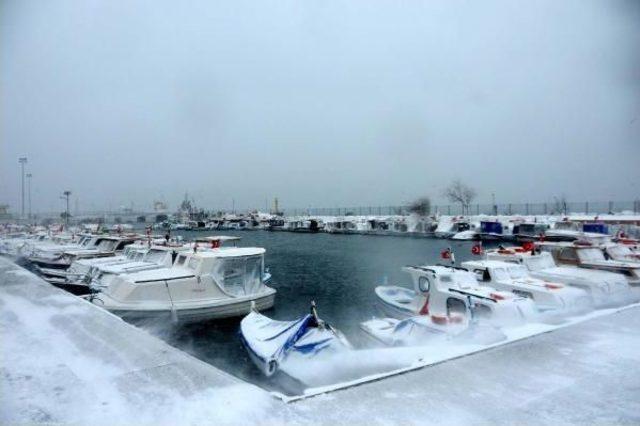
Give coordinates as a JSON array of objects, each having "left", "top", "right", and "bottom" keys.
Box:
[
  {"left": 61, "top": 190, "right": 71, "bottom": 229},
  {"left": 26, "top": 173, "right": 32, "bottom": 221},
  {"left": 18, "top": 157, "right": 27, "bottom": 219}
]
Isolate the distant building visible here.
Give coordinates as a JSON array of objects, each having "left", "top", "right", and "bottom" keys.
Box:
[
  {"left": 153, "top": 201, "right": 168, "bottom": 212},
  {"left": 0, "top": 204, "right": 12, "bottom": 220}
]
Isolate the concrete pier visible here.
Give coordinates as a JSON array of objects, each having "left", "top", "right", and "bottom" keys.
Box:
[{"left": 1, "top": 256, "right": 639, "bottom": 424}]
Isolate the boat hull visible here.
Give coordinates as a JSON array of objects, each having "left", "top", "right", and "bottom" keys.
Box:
[{"left": 97, "top": 291, "right": 276, "bottom": 323}]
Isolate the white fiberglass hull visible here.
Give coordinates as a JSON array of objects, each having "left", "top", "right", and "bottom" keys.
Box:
[{"left": 93, "top": 289, "right": 276, "bottom": 323}]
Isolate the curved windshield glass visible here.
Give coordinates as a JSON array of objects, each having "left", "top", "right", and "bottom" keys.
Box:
[
  {"left": 211, "top": 255, "right": 264, "bottom": 296},
  {"left": 96, "top": 240, "right": 117, "bottom": 251},
  {"left": 577, "top": 248, "right": 606, "bottom": 262},
  {"left": 144, "top": 249, "right": 166, "bottom": 264}
]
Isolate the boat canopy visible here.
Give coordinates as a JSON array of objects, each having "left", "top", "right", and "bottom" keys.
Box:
[
  {"left": 582, "top": 223, "right": 608, "bottom": 234},
  {"left": 481, "top": 221, "right": 503, "bottom": 234}
]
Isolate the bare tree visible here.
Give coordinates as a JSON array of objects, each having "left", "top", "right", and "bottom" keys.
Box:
[
  {"left": 552, "top": 194, "right": 568, "bottom": 215},
  {"left": 407, "top": 197, "right": 431, "bottom": 216},
  {"left": 443, "top": 180, "right": 476, "bottom": 214}
]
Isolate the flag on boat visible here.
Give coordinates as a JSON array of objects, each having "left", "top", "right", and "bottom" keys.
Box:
[
  {"left": 440, "top": 247, "right": 455, "bottom": 264},
  {"left": 522, "top": 241, "right": 535, "bottom": 252},
  {"left": 471, "top": 242, "right": 483, "bottom": 255}
]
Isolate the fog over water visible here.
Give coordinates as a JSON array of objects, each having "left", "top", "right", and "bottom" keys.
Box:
[{"left": 1, "top": 0, "right": 639, "bottom": 213}]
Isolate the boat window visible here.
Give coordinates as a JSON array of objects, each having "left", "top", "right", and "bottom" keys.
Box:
[
  {"left": 446, "top": 298, "right": 466, "bottom": 316},
  {"left": 176, "top": 255, "right": 187, "bottom": 266},
  {"left": 474, "top": 269, "right": 489, "bottom": 282},
  {"left": 558, "top": 248, "right": 578, "bottom": 261},
  {"left": 418, "top": 276, "right": 430, "bottom": 292},
  {"left": 144, "top": 249, "right": 165, "bottom": 264},
  {"left": 473, "top": 304, "right": 492, "bottom": 319},
  {"left": 116, "top": 241, "right": 133, "bottom": 251},
  {"left": 187, "top": 257, "right": 199, "bottom": 270},
  {"left": 211, "top": 255, "right": 264, "bottom": 296},
  {"left": 576, "top": 248, "right": 605, "bottom": 262}
]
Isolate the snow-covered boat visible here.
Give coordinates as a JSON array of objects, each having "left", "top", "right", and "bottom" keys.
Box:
[
  {"left": 486, "top": 249, "right": 632, "bottom": 307},
  {"left": 461, "top": 259, "right": 591, "bottom": 313},
  {"left": 240, "top": 302, "right": 351, "bottom": 376},
  {"left": 360, "top": 313, "right": 506, "bottom": 347},
  {"left": 539, "top": 241, "right": 640, "bottom": 286},
  {"left": 88, "top": 247, "right": 276, "bottom": 322},
  {"left": 602, "top": 243, "right": 640, "bottom": 263},
  {"left": 375, "top": 265, "right": 538, "bottom": 326},
  {"left": 450, "top": 230, "right": 478, "bottom": 240}
]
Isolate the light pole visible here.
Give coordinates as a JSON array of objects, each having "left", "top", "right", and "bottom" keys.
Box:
[
  {"left": 18, "top": 157, "right": 27, "bottom": 219},
  {"left": 492, "top": 192, "right": 497, "bottom": 215},
  {"left": 26, "top": 173, "right": 32, "bottom": 221},
  {"left": 61, "top": 191, "right": 71, "bottom": 228}
]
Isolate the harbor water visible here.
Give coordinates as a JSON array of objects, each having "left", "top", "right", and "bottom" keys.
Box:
[{"left": 143, "top": 230, "right": 480, "bottom": 395}]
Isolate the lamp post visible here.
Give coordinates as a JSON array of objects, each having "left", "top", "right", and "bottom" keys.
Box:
[
  {"left": 61, "top": 191, "right": 71, "bottom": 229},
  {"left": 26, "top": 173, "right": 32, "bottom": 221},
  {"left": 492, "top": 192, "right": 497, "bottom": 216},
  {"left": 18, "top": 157, "right": 27, "bottom": 219}
]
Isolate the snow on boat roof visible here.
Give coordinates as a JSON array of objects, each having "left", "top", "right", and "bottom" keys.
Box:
[
  {"left": 129, "top": 267, "right": 194, "bottom": 283},
  {"left": 462, "top": 260, "right": 517, "bottom": 269},
  {"left": 404, "top": 265, "right": 473, "bottom": 275},
  {"left": 191, "top": 247, "right": 265, "bottom": 257}
]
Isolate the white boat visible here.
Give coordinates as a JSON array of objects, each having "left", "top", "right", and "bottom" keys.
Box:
[
  {"left": 375, "top": 265, "right": 538, "bottom": 326},
  {"left": 89, "top": 247, "right": 276, "bottom": 323},
  {"left": 450, "top": 230, "right": 478, "bottom": 240},
  {"left": 602, "top": 243, "right": 640, "bottom": 263},
  {"left": 434, "top": 216, "right": 472, "bottom": 238},
  {"left": 461, "top": 259, "right": 591, "bottom": 313},
  {"left": 485, "top": 248, "right": 632, "bottom": 307},
  {"left": 360, "top": 314, "right": 506, "bottom": 347},
  {"left": 240, "top": 302, "right": 351, "bottom": 376},
  {"left": 30, "top": 235, "right": 137, "bottom": 272},
  {"left": 539, "top": 241, "right": 640, "bottom": 286}
]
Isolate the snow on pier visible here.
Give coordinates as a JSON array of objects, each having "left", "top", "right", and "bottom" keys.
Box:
[{"left": 1, "top": 257, "right": 639, "bottom": 424}]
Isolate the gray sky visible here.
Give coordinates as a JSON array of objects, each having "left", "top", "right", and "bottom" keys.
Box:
[{"left": 2, "top": 0, "right": 639, "bottom": 213}]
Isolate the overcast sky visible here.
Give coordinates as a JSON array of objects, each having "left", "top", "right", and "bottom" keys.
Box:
[{"left": 1, "top": 0, "right": 639, "bottom": 213}]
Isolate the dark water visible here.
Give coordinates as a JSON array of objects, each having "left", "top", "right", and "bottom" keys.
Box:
[{"left": 142, "top": 230, "right": 478, "bottom": 394}]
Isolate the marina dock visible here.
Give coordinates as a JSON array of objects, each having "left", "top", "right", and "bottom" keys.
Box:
[{"left": 2, "top": 256, "right": 639, "bottom": 424}]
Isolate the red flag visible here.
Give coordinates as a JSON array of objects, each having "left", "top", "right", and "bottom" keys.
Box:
[
  {"left": 471, "top": 243, "right": 483, "bottom": 255},
  {"left": 522, "top": 241, "right": 535, "bottom": 252}
]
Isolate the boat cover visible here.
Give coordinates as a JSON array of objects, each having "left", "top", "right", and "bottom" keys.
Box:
[{"left": 240, "top": 311, "right": 346, "bottom": 376}]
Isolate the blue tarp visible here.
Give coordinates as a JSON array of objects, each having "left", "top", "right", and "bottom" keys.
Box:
[
  {"left": 583, "top": 223, "right": 608, "bottom": 234},
  {"left": 480, "top": 221, "right": 503, "bottom": 234}
]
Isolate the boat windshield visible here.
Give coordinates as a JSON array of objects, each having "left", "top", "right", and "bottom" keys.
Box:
[
  {"left": 96, "top": 240, "right": 117, "bottom": 251},
  {"left": 212, "top": 255, "right": 264, "bottom": 296},
  {"left": 144, "top": 249, "right": 166, "bottom": 264},
  {"left": 490, "top": 267, "right": 510, "bottom": 281},
  {"left": 524, "top": 255, "right": 555, "bottom": 271},
  {"left": 577, "top": 248, "right": 606, "bottom": 262},
  {"left": 507, "top": 265, "right": 528, "bottom": 279}
]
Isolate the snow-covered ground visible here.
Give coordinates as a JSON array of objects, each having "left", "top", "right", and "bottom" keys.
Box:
[{"left": 2, "top": 257, "right": 639, "bottom": 424}]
